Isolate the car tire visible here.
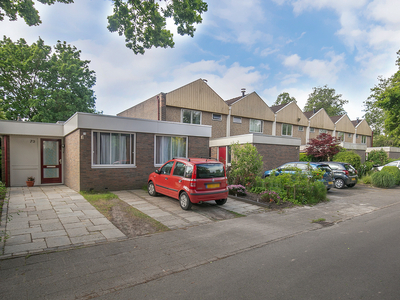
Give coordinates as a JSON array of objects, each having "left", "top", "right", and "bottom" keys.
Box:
[
  {"left": 215, "top": 199, "right": 227, "bottom": 205},
  {"left": 179, "top": 192, "right": 192, "bottom": 210},
  {"left": 334, "top": 178, "right": 345, "bottom": 189},
  {"left": 347, "top": 183, "right": 356, "bottom": 188},
  {"left": 148, "top": 181, "right": 158, "bottom": 196}
]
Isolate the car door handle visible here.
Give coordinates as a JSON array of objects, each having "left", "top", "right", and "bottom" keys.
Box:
[
  {"left": 165, "top": 178, "right": 168, "bottom": 180},
  {"left": 178, "top": 180, "right": 182, "bottom": 183}
]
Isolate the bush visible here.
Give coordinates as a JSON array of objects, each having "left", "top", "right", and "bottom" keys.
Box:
[
  {"left": 333, "top": 151, "right": 361, "bottom": 170},
  {"left": 228, "top": 184, "right": 246, "bottom": 196},
  {"left": 299, "top": 153, "right": 313, "bottom": 162},
  {"left": 371, "top": 171, "right": 396, "bottom": 188},
  {"left": 228, "top": 143, "right": 263, "bottom": 187},
  {"left": 381, "top": 166, "right": 400, "bottom": 185},
  {"left": 367, "top": 149, "right": 389, "bottom": 166},
  {"left": 359, "top": 161, "right": 374, "bottom": 177},
  {"left": 362, "top": 175, "right": 372, "bottom": 185}
]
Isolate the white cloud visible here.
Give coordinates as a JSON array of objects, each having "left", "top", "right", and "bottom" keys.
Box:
[
  {"left": 260, "top": 47, "right": 280, "bottom": 57},
  {"left": 366, "top": 0, "right": 400, "bottom": 25},
  {"left": 283, "top": 52, "right": 346, "bottom": 83},
  {"left": 290, "top": 0, "right": 367, "bottom": 14}
]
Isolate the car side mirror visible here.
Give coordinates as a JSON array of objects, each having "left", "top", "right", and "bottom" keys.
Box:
[{"left": 155, "top": 169, "right": 160, "bottom": 174}]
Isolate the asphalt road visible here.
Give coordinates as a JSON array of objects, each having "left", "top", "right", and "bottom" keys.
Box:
[{"left": 99, "top": 201, "right": 400, "bottom": 300}]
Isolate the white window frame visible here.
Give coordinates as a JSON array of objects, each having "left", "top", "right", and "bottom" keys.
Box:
[
  {"left": 348, "top": 133, "right": 352, "bottom": 138},
  {"left": 337, "top": 132, "right": 344, "bottom": 141},
  {"left": 154, "top": 135, "right": 188, "bottom": 167},
  {"left": 282, "top": 124, "right": 293, "bottom": 136},
  {"left": 249, "top": 119, "right": 263, "bottom": 133},
  {"left": 181, "top": 109, "right": 202, "bottom": 124},
  {"left": 310, "top": 127, "right": 315, "bottom": 133},
  {"left": 91, "top": 131, "right": 136, "bottom": 168},
  {"left": 319, "top": 129, "right": 327, "bottom": 134},
  {"left": 298, "top": 126, "right": 304, "bottom": 132},
  {"left": 361, "top": 135, "right": 367, "bottom": 144},
  {"left": 233, "top": 116, "right": 242, "bottom": 124},
  {"left": 212, "top": 113, "right": 222, "bottom": 121}
]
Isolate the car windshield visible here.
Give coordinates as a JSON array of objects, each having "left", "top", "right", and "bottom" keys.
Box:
[{"left": 196, "top": 163, "right": 225, "bottom": 178}]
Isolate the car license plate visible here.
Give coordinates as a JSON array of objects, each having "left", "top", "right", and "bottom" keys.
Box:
[
  {"left": 352, "top": 178, "right": 356, "bottom": 181},
  {"left": 207, "top": 183, "right": 220, "bottom": 189},
  {"left": 328, "top": 182, "right": 333, "bottom": 185}
]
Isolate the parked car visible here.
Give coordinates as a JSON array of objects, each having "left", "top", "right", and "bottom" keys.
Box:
[
  {"left": 148, "top": 158, "right": 228, "bottom": 210},
  {"left": 321, "top": 162, "right": 358, "bottom": 189},
  {"left": 263, "top": 162, "right": 335, "bottom": 190},
  {"left": 377, "top": 160, "right": 400, "bottom": 171}
]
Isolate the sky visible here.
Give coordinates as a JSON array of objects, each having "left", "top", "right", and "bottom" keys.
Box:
[{"left": 1, "top": 0, "right": 400, "bottom": 121}]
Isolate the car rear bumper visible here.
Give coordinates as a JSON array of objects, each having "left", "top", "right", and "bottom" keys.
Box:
[{"left": 188, "top": 188, "right": 229, "bottom": 203}]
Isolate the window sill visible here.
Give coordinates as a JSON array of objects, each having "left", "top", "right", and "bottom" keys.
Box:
[{"left": 91, "top": 165, "right": 137, "bottom": 169}]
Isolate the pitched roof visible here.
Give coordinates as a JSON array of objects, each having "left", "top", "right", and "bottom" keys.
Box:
[
  {"left": 270, "top": 103, "right": 286, "bottom": 113},
  {"left": 351, "top": 119, "right": 362, "bottom": 127},
  {"left": 303, "top": 109, "right": 322, "bottom": 119},
  {"left": 330, "top": 115, "right": 343, "bottom": 124},
  {"left": 225, "top": 96, "right": 243, "bottom": 106}
]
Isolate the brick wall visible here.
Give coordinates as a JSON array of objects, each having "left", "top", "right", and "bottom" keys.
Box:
[
  {"left": 188, "top": 137, "right": 209, "bottom": 158},
  {"left": 64, "top": 129, "right": 81, "bottom": 191},
  {"left": 210, "top": 147, "right": 218, "bottom": 160},
  {"left": 255, "top": 143, "right": 300, "bottom": 171}
]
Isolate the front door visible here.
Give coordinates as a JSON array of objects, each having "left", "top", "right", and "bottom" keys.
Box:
[
  {"left": 218, "top": 146, "right": 226, "bottom": 164},
  {"left": 41, "top": 139, "right": 62, "bottom": 184}
]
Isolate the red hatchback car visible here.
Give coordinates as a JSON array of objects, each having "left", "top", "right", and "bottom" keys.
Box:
[{"left": 147, "top": 158, "right": 229, "bottom": 210}]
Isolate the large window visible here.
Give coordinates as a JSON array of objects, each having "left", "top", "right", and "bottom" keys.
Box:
[
  {"left": 319, "top": 129, "right": 327, "bottom": 134},
  {"left": 361, "top": 135, "right": 367, "bottom": 144},
  {"left": 337, "top": 132, "right": 344, "bottom": 141},
  {"left": 250, "top": 119, "right": 262, "bottom": 133},
  {"left": 182, "top": 109, "right": 201, "bottom": 124},
  {"left": 282, "top": 124, "right": 292, "bottom": 136},
  {"left": 156, "top": 136, "right": 187, "bottom": 165},
  {"left": 92, "top": 132, "right": 135, "bottom": 166}
]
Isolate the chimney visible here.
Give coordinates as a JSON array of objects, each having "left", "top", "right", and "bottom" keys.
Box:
[
  {"left": 313, "top": 107, "right": 316, "bottom": 114},
  {"left": 241, "top": 88, "right": 246, "bottom": 97},
  {"left": 357, "top": 117, "right": 360, "bottom": 124}
]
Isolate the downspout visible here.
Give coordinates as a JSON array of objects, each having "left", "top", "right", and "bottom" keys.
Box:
[
  {"left": 157, "top": 95, "right": 160, "bottom": 120},
  {"left": 227, "top": 106, "right": 231, "bottom": 137},
  {"left": 353, "top": 128, "right": 357, "bottom": 143},
  {"left": 272, "top": 114, "right": 277, "bottom": 136},
  {"left": 306, "top": 120, "right": 310, "bottom": 144},
  {"left": 4, "top": 135, "right": 9, "bottom": 187}
]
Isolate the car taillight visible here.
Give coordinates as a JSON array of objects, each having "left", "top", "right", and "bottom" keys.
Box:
[
  {"left": 189, "top": 179, "right": 197, "bottom": 189},
  {"left": 343, "top": 170, "right": 349, "bottom": 176}
]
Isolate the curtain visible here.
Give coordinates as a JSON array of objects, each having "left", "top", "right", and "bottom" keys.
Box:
[
  {"left": 156, "top": 136, "right": 186, "bottom": 164},
  {"left": 100, "top": 133, "right": 110, "bottom": 164}
]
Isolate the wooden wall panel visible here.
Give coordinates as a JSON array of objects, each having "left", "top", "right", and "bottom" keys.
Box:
[{"left": 230, "top": 92, "right": 275, "bottom": 121}]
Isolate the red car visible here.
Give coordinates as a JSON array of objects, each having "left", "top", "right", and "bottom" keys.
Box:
[{"left": 148, "top": 158, "right": 229, "bottom": 210}]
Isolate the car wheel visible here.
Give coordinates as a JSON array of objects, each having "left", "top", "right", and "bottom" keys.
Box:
[
  {"left": 148, "top": 181, "right": 158, "bottom": 196},
  {"left": 347, "top": 183, "right": 356, "bottom": 188},
  {"left": 215, "top": 199, "right": 227, "bottom": 205},
  {"left": 334, "top": 178, "right": 345, "bottom": 189},
  {"left": 179, "top": 192, "right": 192, "bottom": 210}
]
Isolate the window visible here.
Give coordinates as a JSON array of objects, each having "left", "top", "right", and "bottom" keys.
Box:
[
  {"left": 173, "top": 161, "right": 186, "bottom": 176},
  {"left": 319, "top": 129, "right": 327, "bottom": 134},
  {"left": 182, "top": 109, "right": 201, "bottom": 124},
  {"left": 159, "top": 161, "right": 174, "bottom": 175},
  {"left": 348, "top": 133, "right": 352, "bottom": 138},
  {"left": 227, "top": 145, "right": 232, "bottom": 164},
  {"left": 155, "top": 136, "right": 187, "bottom": 165},
  {"left": 250, "top": 119, "right": 262, "bottom": 133},
  {"left": 233, "top": 116, "right": 242, "bottom": 124},
  {"left": 310, "top": 127, "right": 315, "bottom": 133},
  {"left": 282, "top": 124, "right": 292, "bottom": 136},
  {"left": 92, "top": 132, "right": 135, "bottom": 166},
  {"left": 337, "top": 132, "right": 344, "bottom": 141},
  {"left": 212, "top": 113, "right": 222, "bottom": 121},
  {"left": 361, "top": 136, "right": 367, "bottom": 144},
  {"left": 298, "top": 126, "right": 304, "bottom": 132}
]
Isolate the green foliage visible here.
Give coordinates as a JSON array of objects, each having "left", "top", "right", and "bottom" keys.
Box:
[
  {"left": 0, "top": 0, "right": 73, "bottom": 26},
  {"left": 274, "top": 92, "right": 296, "bottom": 106},
  {"left": 367, "top": 149, "right": 389, "bottom": 166},
  {"left": 381, "top": 166, "right": 400, "bottom": 185},
  {"left": 228, "top": 143, "right": 263, "bottom": 187},
  {"left": 251, "top": 171, "right": 327, "bottom": 205},
  {"left": 299, "top": 152, "right": 313, "bottom": 161},
  {"left": 358, "top": 161, "right": 374, "bottom": 177},
  {"left": 227, "top": 185, "right": 246, "bottom": 196},
  {"left": 303, "top": 85, "right": 349, "bottom": 116},
  {"left": 371, "top": 171, "right": 396, "bottom": 188},
  {"left": 0, "top": 37, "right": 98, "bottom": 122},
  {"left": 107, "top": 0, "right": 208, "bottom": 54},
  {"left": 0, "top": 181, "right": 6, "bottom": 200},
  {"left": 333, "top": 151, "right": 361, "bottom": 170},
  {"left": 373, "top": 135, "right": 397, "bottom": 147},
  {"left": 362, "top": 175, "right": 372, "bottom": 185}
]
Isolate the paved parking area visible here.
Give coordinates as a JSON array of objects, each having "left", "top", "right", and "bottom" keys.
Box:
[{"left": 1, "top": 186, "right": 264, "bottom": 258}]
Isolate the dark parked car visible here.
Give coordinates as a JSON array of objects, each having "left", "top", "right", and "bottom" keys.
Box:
[
  {"left": 321, "top": 161, "right": 358, "bottom": 189},
  {"left": 263, "top": 162, "right": 334, "bottom": 190},
  {"left": 148, "top": 158, "right": 228, "bottom": 210}
]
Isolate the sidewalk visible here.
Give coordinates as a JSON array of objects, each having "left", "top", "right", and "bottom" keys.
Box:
[
  {"left": 0, "top": 186, "right": 264, "bottom": 258},
  {"left": 1, "top": 185, "right": 399, "bottom": 299}
]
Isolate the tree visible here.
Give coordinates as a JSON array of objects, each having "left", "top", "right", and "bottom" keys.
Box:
[
  {"left": 0, "top": 0, "right": 73, "bottom": 26},
  {"left": 1, "top": 0, "right": 208, "bottom": 54},
  {"left": 303, "top": 85, "right": 348, "bottom": 116},
  {"left": 305, "top": 133, "right": 341, "bottom": 161},
  {"left": 363, "top": 76, "right": 387, "bottom": 136},
  {"left": 274, "top": 92, "right": 296, "bottom": 106},
  {"left": 0, "top": 36, "right": 97, "bottom": 122}
]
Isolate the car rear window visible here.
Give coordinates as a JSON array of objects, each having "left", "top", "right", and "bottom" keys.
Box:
[
  {"left": 317, "top": 165, "right": 332, "bottom": 173},
  {"left": 196, "top": 163, "right": 225, "bottom": 179}
]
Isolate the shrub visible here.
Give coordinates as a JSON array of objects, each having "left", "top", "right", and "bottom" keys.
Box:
[
  {"left": 228, "top": 143, "right": 263, "bottom": 187},
  {"left": 359, "top": 161, "right": 374, "bottom": 177},
  {"left": 381, "top": 166, "right": 400, "bottom": 185},
  {"left": 371, "top": 171, "right": 396, "bottom": 188},
  {"left": 259, "top": 190, "right": 281, "bottom": 204},
  {"left": 299, "top": 153, "right": 313, "bottom": 162},
  {"left": 333, "top": 151, "right": 361, "bottom": 170},
  {"left": 362, "top": 175, "right": 372, "bottom": 185},
  {"left": 367, "top": 149, "right": 389, "bottom": 166},
  {"left": 228, "top": 184, "right": 246, "bottom": 196}
]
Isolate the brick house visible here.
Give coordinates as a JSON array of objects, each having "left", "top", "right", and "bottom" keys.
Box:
[{"left": 0, "top": 113, "right": 211, "bottom": 191}]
